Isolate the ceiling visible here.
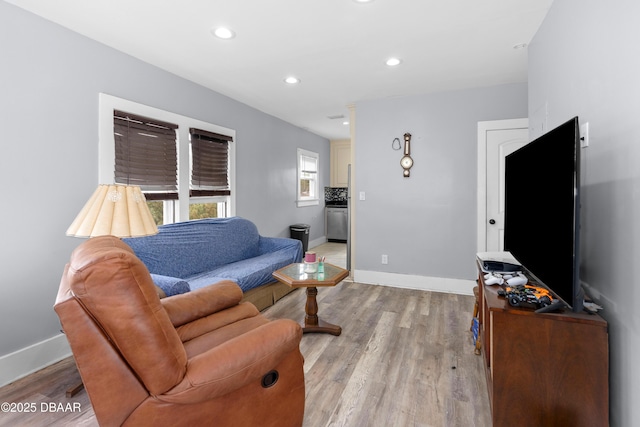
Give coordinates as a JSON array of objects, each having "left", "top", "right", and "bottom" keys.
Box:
[{"left": 6, "top": 0, "right": 553, "bottom": 140}]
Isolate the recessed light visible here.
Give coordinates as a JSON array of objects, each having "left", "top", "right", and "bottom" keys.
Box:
[
  {"left": 513, "top": 43, "right": 527, "bottom": 50},
  {"left": 385, "top": 57, "right": 402, "bottom": 66},
  {"left": 212, "top": 27, "right": 235, "bottom": 40},
  {"left": 284, "top": 76, "right": 301, "bottom": 84},
  {"left": 343, "top": 121, "right": 350, "bottom": 126},
  {"left": 353, "top": 0, "right": 374, "bottom": 3}
]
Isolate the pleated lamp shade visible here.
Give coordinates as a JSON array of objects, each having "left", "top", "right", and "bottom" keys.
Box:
[{"left": 66, "top": 184, "right": 159, "bottom": 238}]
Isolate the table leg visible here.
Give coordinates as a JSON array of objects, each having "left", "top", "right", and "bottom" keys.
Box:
[
  {"left": 303, "top": 286, "right": 341, "bottom": 336},
  {"left": 66, "top": 381, "right": 85, "bottom": 398}
]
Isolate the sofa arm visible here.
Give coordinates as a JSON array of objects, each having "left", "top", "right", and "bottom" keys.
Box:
[
  {"left": 258, "top": 236, "right": 303, "bottom": 261},
  {"left": 161, "top": 280, "right": 243, "bottom": 327},
  {"left": 159, "top": 319, "right": 302, "bottom": 404},
  {"left": 150, "top": 273, "right": 190, "bottom": 297}
]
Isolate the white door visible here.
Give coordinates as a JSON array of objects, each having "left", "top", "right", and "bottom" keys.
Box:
[{"left": 477, "top": 119, "right": 529, "bottom": 252}]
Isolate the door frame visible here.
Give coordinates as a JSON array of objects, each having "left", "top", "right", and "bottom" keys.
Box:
[{"left": 476, "top": 118, "right": 529, "bottom": 252}]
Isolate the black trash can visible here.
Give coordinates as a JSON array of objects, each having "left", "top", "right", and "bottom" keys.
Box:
[{"left": 289, "top": 224, "right": 310, "bottom": 254}]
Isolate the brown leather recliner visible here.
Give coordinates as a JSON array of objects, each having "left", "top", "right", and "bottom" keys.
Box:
[{"left": 55, "top": 236, "right": 305, "bottom": 427}]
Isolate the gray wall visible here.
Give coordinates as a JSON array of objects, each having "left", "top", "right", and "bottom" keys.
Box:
[
  {"left": 0, "top": 2, "right": 328, "bottom": 359},
  {"left": 354, "top": 84, "right": 527, "bottom": 280},
  {"left": 528, "top": 1, "right": 640, "bottom": 425}
]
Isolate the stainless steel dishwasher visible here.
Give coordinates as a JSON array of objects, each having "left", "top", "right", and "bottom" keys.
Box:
[{"left": 326, "top": 206, "right": 348, "bottom": 242}]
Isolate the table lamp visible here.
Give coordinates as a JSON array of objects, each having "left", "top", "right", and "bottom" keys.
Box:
[{"left": 66, "top": 184, "right": 158, "bottom": 238}]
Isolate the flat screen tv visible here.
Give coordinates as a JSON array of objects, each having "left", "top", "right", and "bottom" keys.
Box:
[{"left": 504, "top": 117, "right": 584, "bottom": 312}]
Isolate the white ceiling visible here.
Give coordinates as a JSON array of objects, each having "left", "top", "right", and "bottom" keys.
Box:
[{"left": 7, "top": 0, "right": 553, "bottom": 140}]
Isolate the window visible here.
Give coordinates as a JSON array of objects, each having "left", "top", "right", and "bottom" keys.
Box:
[
  {"left": 189, "top": 128, "right": 232, "bottom": 220},
  {"left": 113, "top": 110, "right": 179, "bottom": 200},
  {"left": 297, "top": 148, "right": 319, "bottom": 207},
  {"left": 189, "top": 128, "right": 231, "bottom": 197},
  {"left": 99, "top": 94, "right": 235, "bottom": 224}
]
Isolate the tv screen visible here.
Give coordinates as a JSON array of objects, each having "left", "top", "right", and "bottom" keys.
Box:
[{"left": 504, "top": 117, "right": 583, "bottom": 312}]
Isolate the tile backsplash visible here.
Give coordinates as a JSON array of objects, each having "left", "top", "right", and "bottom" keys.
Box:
[{"left": 324, "top": 187, "right": 347, "bottom": 203}]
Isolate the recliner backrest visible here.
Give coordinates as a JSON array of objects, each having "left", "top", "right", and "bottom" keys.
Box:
[{"left": 65, "top": 236, "right": 187, "bottom": 395}]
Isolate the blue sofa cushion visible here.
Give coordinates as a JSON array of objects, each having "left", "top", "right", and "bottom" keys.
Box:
[
  {"left": 125, "top": 217, "right": 261, "bottom": 279},
  {"left": 150, "top": 274, "right": 191, "bottom": 297},
  {"left": 186, "top": 243, "right": 302, "bottom": 292}
]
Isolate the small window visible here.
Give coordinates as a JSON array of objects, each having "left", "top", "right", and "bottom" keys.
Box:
[{"left": 297, "top": 148, "right": 319, "bottom": 207}]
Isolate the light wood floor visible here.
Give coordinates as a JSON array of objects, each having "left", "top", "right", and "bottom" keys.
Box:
[
  {"left": 0, "top": 279, "right": 491, "bottom": 427},
  {"left": 310, "top": 242, "right": 347, "bottom": 269},
  {"left": 266, "top": 281, "right": 492, "bottom": 427}
]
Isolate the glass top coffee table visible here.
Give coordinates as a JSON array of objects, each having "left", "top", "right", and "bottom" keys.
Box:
[{"left": 272, "top": 262, "right": 349, "bottom": 336}]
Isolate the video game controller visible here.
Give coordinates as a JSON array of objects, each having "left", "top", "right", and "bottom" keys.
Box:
[
  {"left": 484, "top": 273, "right": 504, "bottom": 285},
  {"left": 505, "top": 273, "right": 528, "bottom": 286}
]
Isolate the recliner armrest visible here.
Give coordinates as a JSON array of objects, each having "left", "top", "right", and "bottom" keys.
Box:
[
  {"left": 161, "top": 280, "right": 243, "bottom": 327},
  {"left": 159, "top": 319, "right": 303, "bottom": 404}
]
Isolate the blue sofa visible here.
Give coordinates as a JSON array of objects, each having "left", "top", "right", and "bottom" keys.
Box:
[{"left": 124, "top": 217, "right": 303, "bottom": 310}]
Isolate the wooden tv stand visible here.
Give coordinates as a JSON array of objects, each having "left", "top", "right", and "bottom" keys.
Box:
[{"left": 477, "top": 265, "right": 609, "bottom": 427}]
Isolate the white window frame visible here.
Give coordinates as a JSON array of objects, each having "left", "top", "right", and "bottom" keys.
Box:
[
  {"left": 98, "top": 93, "right": 236, "bottom": 223},
  {"left": 296, "top": 148, "right": 319, "bottom": 207}
]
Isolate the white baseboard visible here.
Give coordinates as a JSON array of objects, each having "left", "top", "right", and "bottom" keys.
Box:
[
  {"left": 309, "top": 235, "right": 328, "bottom": 249},
  {"left": 0, "top": 334, "right": 71, "bottom": 388},
  {"left": 353, "top": 270, "right": 476, "bottom": 296}
]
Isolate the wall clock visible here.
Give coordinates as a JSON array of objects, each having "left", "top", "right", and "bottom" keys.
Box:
[{"left": 400, "top": 133, "right": 413, "bottom": 177}]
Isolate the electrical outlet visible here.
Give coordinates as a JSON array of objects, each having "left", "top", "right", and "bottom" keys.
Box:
[{"left": 381, "top": 254, "right": 388, "bottom": 264}]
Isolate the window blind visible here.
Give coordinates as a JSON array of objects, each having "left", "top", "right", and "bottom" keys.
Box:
[
  {"left": 190, "top": 128, "right": 232, "bottom": 197},
  {"left": 113, "top": 110, "right": 179, "bottom": 200},
  {"left": 300, "top": 155, "right": 318, "bottom": 174}
]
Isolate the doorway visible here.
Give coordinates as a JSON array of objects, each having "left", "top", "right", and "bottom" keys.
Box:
[
  {"left": 312, "top": 242, "right": 347, "bottom": 269},
  {"left": 477, "top": 118, "right": 529, "bottom": 253}
]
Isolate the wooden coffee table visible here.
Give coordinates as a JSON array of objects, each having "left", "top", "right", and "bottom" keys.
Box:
[{"left": 273, "top": 262, "right": 348, "bottom": 336}]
